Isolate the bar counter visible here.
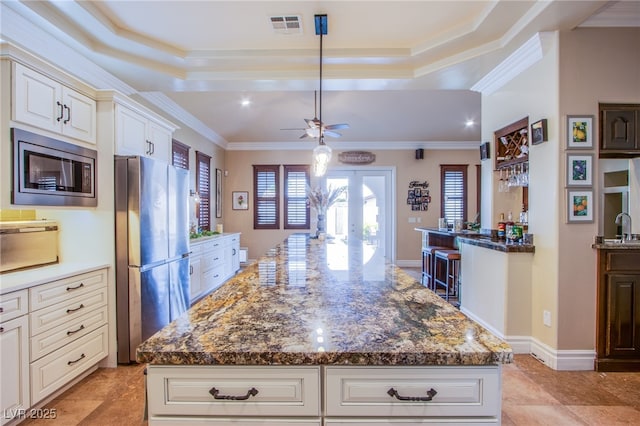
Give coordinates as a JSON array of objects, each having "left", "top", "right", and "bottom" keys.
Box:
[
  {"left": 137, "top": 234, "right": 512, "bottom": 366},
  {"left": 415, "top": 227, "right": 535, "bottom": 253}
]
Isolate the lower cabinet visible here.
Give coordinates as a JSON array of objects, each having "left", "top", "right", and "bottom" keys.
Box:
[
  {"left": 596, "top": 249, "right": 640, "bottom": 371},
  {"left": 189, "top": 233, "right": 241, "bottom": 304},
  {"left": 145, "top": 364, "right": 501, "bottom": 425},
  {"left": 0, "top": 267, "right": 108, "bottom": 424}
]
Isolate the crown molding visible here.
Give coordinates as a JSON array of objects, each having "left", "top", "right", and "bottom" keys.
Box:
[
  {"left": 226, "top": 140, "right": 479, "bottom": 151},
  {"left": 471, "top": 32, "right": 552, "bottom": 95}
]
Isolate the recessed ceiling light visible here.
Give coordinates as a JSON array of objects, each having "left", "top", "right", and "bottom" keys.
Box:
[
  {"left": 241, "top": 99, "right": 251, "bottom": 107},
  {"left": 465, "top": 119, "right": 475, "bottom": 127}
]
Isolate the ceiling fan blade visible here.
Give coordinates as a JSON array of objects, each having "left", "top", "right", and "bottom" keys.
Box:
[
  {"left": 299, "top": 133, "right": 309, "bottom": 139},
  {"left": 280, "top": 128, "right": 306, "bottom": 131},
  {"left": 325, "top": 123, "right": 349, "bottom": 130},
  {"left": 323, "top": 130, "right": 342, "bottom": 138}
]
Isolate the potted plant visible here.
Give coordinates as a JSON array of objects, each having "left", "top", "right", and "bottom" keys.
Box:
[{"left": 307, "top": 185, "right": 346, "bottom": 237}]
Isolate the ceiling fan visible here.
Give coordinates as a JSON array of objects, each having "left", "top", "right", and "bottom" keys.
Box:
[{"left": 282, "top": 91, "right": 350, "bottom": 139}]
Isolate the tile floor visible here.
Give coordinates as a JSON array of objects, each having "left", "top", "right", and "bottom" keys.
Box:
[{"left": 18, "top": 354, "right": 640, "bottom": 425}]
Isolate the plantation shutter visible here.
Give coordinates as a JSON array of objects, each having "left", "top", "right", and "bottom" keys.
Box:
[
  {"left": 254, "top": 165, "right": 279, "bottom": 229},
  {"left": 171, "top": 139, "right": 190, "bottom": 170},
  {"left": 196, "top": 151, "right": 211, "bottom": 231},
  {"left": 284, "top": 165, "right": 310, "bottom": 229},
  {"left": 440, "top": 165, "right": 467, "bottom": 225}
]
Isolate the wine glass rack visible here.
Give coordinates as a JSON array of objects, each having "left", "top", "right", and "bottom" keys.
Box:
[{"left": 494, "top": 116, "right": 529, "bottom": 169}]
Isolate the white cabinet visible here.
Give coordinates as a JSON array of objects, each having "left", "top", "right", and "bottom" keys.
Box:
[
  {"left": 0, "top": 290, "right": 30, "bottom": 425},
  {"left": 13, "top": 62, "right": 96, "bottom": 144},
  {"left": 28, "top": 268, "right": 109, "bottom": 405},
  {"left": 115, "top": 103, "right": 173, "bottom": 162},
  {"left": 145, "top": 364, "right": 502, "bottom": 425},
  {"left": 189, "top": 233, "right": 241, "bottom": 304}
]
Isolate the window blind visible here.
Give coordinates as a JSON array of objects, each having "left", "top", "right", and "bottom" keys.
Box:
[
  {"left": 171, "top": 139, "right": 190, "bottom": 170},
  {"left": 440, "top": 165, "right": 467, "bottom": 225},
  {"left": 196, "top": 151, "right": 211, "bottom": 231},
  {"left": 284, "top": 165, "right": 310, "bottom": 229},
  {"left": 254, "top": 165, "right": 279, "bottom": 229}
]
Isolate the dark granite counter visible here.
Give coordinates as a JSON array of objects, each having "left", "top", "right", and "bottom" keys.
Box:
[
  {"left": 137, "top": 234, "right": 512, "bottom": 366},
  {"left": 592, "top": 242, "right": 640, "bottom": 250},
  {"left": 415, "top": 227, "right": 535, "bottom": 253}
]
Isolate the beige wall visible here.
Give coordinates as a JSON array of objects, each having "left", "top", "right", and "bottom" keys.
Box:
[
  {"left": 482, "top": 32, "right": 561, "bottom": 350},
  {"left": 225, "top": 148, "right": 479, "bottom": 261},
  {"left": 482, "top": 27, "right": 640, "bottom": 356},
  {"left": 557, "top": 27, "right": 640, "bottom": 350}
]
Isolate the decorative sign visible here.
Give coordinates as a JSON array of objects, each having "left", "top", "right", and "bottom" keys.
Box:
[
  {"left": 338, "top": 151, "right": 376, "bottom": 165},
  {"left": 407, "top": 180, "right": 430, "bottom": 211}
]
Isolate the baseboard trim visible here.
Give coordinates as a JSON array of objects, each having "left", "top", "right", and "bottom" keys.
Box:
[
  {"left": 396, "top": 259, "right": 421, "bottom": 267},
  {"left": 461, "top": 307, "right": 596, "bottom": 370}
]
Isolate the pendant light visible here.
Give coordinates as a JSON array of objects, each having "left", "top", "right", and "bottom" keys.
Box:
[{"left": 312, "top": 14, "right": 331, "bottom": 177}]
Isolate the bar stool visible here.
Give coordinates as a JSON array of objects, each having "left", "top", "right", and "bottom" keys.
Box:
[
  {"left": 433, "top": 249, "right": 461, "bottom": 301},
  {"left": 421, "top": 246, "right": 448, "bottom": 290}
]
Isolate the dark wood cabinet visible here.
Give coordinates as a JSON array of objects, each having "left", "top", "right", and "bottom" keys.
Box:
[
  {"left": 596, "top": 248, "right": 640, "bottom": 371},
  {"left": 600, "top": 104, "right": 639, "bottom": 157}
]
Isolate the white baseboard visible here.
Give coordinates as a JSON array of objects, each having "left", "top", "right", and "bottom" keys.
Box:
[
  {"left": 396, "top": 259, "right": 421, "bottom": 267},
  {"left": 461, "top": 307, "right": 596, "bottom": 371}
]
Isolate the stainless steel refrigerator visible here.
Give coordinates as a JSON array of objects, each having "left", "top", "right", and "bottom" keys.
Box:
[{"left": 115, "top": 155, "right": 190, "bottom": 363}]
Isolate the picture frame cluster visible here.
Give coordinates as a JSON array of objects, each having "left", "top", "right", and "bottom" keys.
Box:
[
  {"left": 407, "top": 181, "right": 430, "bottom": 211},
  {"left": 565, "top": 115, "right": 594, "bottom": 223}
]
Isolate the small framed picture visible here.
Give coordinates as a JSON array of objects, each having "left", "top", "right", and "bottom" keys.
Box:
[
  {"left": 566, "top": 154, "right": 593, "bottom": 187},
  {"left": 479, "top": 141, "right": 490, "bottom": 160},
  {"left": 567, "top": 115, "right": 594, "bottom": 149},
  {"left": 567, "top": 189, "right": 594, "bottom": 223},
  {"left": 531, "top": 119, "right": 547, "bottom": 145},
  {"left": 232, "top": 191, "right": 249, "bottom": 210}
]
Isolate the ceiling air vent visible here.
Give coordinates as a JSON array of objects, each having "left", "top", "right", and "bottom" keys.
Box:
[{"left": 270, "top": 15, "right": 302, "bottom": 34}]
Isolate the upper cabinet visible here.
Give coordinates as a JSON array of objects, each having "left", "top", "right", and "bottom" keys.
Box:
[
  {"left": 12, "top": 63, "right": 96, "bottom": 144},
  {"left": 600, "top": 103, "right": 639, "bottom": 157},
  {"left": 115, "top": 103, "right": 174, "bottom": 163}
]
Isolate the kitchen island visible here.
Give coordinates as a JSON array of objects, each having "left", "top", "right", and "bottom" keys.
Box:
[{"left": 138, "top": 234, "right": 512, "bottom": 424}]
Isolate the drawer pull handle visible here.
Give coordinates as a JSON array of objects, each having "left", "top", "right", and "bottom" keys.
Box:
[
  {"left": 387, "top": 387, "right": 437, "bottom": 402},
  {"left": 209, "top": 387, "right": 259, "bottom": 401},
  {"left": 66, "top": 283, "right": 85, "bottom": 291},
  {"left": 67, "top": 353, "right": 86, "bottom": 366},
  {"left": 0, "top": 327, "right": 3, "bottom": 333},
  {"left": 66, "top": 304, "right": 85, "bottom": 314},
  {"left": 0, "top": 307, "right": 3, "bottom": 313},
  {"left": 67, "top": 324, "right": 85, "bottom": 335}
]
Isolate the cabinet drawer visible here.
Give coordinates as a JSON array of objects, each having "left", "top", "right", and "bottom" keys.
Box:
[
  {"left": 0, "top": 289, "right": 28, "bottom": 323},
  {"left": 202, "top": 249, "right": 225, "bottom": 271},
  {"left": 29, "top": 268, "right": 107, "bottom": 311},
  {"left": 605, "top": 251, "right": 640, "bottom": 272},
  {"left": 146, "top": 366, "right": 320, "bottom": 417},
  {"left": 203, "top": 264, "right": 226, "bottom": 288},
  {"left": 30, "top": 324, "right": 108, "bottom": 404},
  {"left": 30, "top": 287, "right": 107, "bottom": 336},
  {"left": 30, "top": 305, "right": 108, "bottom": 361},
  {"left": 148, "top": 418, "right": 320, "bottom": 425},
  {"left": 324, "top": 366, "right": 500, "bottom": 418}
]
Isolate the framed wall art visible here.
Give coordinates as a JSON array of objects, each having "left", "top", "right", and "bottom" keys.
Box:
[
  {"left": 215, "top": 168, "right": 222, "bottom": 218},
  {"left": 567, "top": 115, "right": 594, "bottom": 149},
  {"left": 566, "top": 154, "right": 593, "bottom": 187},
  {"left": 567, "top": 189, "right": 594, "bottom": 223},
  {"left": 232, "top": 191, "right": 249, "bottom": 210},
  {"left": 530, "top": 119, "right": 547, "bottom": 145},
  {"left": 480, "top": 141, "right": 490, "bottom": 160}
]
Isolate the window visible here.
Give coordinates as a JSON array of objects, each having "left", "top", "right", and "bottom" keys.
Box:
[
  {"left": 171, "top": 139, "right": 190, "bottom": 170},
  {"left": 284, "top": 165, "right": 310, "bottom": 229},
  {"left": 440, "top": 164, "right": 467, "bottom": 225},
  {"left": 254, "top": 165, "right": 279, "bottom": 229},
  {"left": 196, "top": 151, "right": 211, "bottom": 231}
]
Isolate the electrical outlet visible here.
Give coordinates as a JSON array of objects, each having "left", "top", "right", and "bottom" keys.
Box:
[
  {"left": 543, "top": 310, "right": 551, "bottom": 327},
  {"left": 408, "top": 217, "right": 416, "bottom": 223}
]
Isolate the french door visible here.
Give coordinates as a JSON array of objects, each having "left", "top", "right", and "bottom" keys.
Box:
[{"left": 323, "top": 168, "right": 395, "bottom": 269}]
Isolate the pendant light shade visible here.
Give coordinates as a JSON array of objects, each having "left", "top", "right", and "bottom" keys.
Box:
[{"left": 313, "top": 137, "right": 332, "bottom": 177}]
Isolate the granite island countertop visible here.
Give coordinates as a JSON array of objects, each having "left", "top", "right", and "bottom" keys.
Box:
[{"left": 137, "top": 234, "right": 512, "bottom": 366}]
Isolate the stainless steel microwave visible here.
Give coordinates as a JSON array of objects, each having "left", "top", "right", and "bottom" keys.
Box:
[{"left": 12, "top": 128, "right": 97, "bottom": 207}]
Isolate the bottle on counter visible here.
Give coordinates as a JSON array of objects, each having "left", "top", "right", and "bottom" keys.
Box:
[{"left": 497, "top": 213, "right": 506, "bottom": 240}]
